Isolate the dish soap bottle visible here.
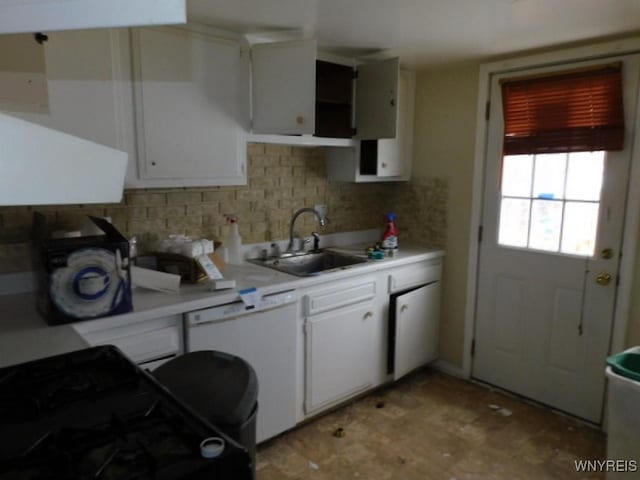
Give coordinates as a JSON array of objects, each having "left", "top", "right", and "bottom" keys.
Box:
[
  {"left": 381, "top": 212, "right": 398, "bottom": 254},
  {"left": 224, "top": 214, "right": 243, "bottom": 264}
]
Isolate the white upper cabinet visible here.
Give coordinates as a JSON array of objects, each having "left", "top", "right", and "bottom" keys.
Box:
[
  {"left": 249, "top": 39, "right": 401, "bottom": 144},
  {"left": 355, "top": 57, "right": 399, "bottom": 140},
  {"left": 326, "top": 69, "right": 415, "bottom": 182},
  {"left": 0, "top": 29, "right": 131, "bottom": 152},
  {"left": 131, "top": 27, "right": 247, "bottom": 187},
  {"left": 0, "top": 0, "right": 186, "bottom": 35},
  {"left": 251, "top": 39, "right": 316, "bottom": 135}
]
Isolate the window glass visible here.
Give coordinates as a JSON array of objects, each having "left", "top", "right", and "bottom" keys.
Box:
[
  {"left": 565, "top": 152, "right": 604, "bottom": 201},
  {"left": 502, "top": 155, "right": 533, "bottom": 197},
  {"left": 497, "top": 152, "right": 602, "bottom": 257},
  {"left": 533, "top": 153, "right": 566, "bottom": 200},
  {"left": 561, "top": 202, "right": 599, "bottom": 256},
  {"left": 498, "top": 198, "right": 530, "bottom": 248},
  {"left": 529, "top": 200, "right": 562, "bottom": 251}
]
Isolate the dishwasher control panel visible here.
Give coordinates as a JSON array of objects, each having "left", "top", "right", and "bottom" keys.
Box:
[{"left": 186, "top": 290, "right": 297, "bottom": 325}]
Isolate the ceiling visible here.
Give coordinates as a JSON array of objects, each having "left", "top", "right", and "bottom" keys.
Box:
[{"left": 187, "top": 0, "right": 640, "bottom": 69}]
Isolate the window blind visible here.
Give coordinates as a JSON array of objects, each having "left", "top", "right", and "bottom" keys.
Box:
[{"left": 501, "top": 63, "right": 625, "bottom": 155}]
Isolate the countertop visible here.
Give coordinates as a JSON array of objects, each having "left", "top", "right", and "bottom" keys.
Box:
[{"left": 0, "top": 244, "right": 444, "bottom": 368}]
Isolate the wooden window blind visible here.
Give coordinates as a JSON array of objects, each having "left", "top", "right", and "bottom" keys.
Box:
[{"left": 501, "top": 63, "right": 625, "bottom": 155}]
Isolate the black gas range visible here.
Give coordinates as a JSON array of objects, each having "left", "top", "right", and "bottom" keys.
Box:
[{"left": 0, "top": 346, "right": 252, "bottom": 480}]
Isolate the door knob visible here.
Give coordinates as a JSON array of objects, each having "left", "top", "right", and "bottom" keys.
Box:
[
  {"left": 296, "top": 116, "right": 305, "bottom": 125},
  {"left": 601, "top": 248, "right": 614, "bottom": 259},
  {"left": 596, "top": 272, "right": 612, "bottom": 286},
  {"left": 400, "top": 304, "right": 408, "bottom": 312},
  {"left": 364, "top": 311, "right": 373, "bottom": 319}
]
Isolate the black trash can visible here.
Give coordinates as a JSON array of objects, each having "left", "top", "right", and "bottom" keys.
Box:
[{"left": 153, "top": 351, "right": 259, "bottom": 479}]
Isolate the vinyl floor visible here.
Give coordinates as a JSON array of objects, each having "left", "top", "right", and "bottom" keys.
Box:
[{"left": 256, "top": 369, "right": 606, "bottom": 479}]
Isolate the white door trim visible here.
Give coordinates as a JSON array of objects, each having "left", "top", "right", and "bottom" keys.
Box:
[{"left": 463, "top": 37, "right": 640, "bottom": 378}]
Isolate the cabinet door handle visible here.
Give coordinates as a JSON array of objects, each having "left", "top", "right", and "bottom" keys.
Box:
[
  {"left": 296, "top": 116, "right": 305, "bottom": 125},
  {"left": 364, "top": 311, "right": 373, "bottom": 319},
  {"left": 400, "top": 304, "right": 408, "bottom": 312},
  {"left": 381, "top": 162, "right": 387, "bottom": 168}
]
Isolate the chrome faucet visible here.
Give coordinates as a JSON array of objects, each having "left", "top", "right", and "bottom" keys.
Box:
[{"left": 287, "top": 207, "right": 326, "bottom": 253}]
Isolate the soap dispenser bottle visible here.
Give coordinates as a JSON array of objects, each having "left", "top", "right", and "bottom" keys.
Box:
[{"left": 224, "top": 214, "right": 242, "bottom": 264}]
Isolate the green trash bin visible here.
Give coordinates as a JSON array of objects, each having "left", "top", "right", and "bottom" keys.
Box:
[{"left": 605, "top": 347, "right": 640, "bottom": 479}]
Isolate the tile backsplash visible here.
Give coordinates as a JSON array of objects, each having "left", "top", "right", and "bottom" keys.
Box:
[{"left": 0, "top": 144, "right": 447, "bottom": 273}]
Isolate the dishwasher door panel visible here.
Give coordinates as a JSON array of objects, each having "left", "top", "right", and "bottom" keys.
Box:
[{"left": 187, "top": 302, "right": 297, "bottom": 443}]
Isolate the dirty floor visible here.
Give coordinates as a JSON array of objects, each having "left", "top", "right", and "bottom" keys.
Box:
[{"left": 256, "top": 369, "right": 606, "bottom": 479}]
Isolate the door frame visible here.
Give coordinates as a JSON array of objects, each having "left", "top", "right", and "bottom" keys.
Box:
[{"left": 463, "top": 37, "right": 640, "bottom": 378}]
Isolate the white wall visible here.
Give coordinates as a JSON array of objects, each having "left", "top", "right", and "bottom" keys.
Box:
[{"left": 412, "top": 64, "right": 479, "bottom": 367}]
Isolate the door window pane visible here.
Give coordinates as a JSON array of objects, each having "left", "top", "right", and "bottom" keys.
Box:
[
  {"left": 498, "top": 198, "right": 530, "bottom": 248},
  {"left": 497, "top": 151, "right": 604, "bottom": 257},
  {"left": 529, "top": 200, "right": 563, "bottom": 251},
  {"left": 561, "top": 202, "right": 599, "bottom": 256},
  {"left": 502, "top": 155, "right": 533, "bottom": 197},
  {"left": 565, "top": 152, "right": 604, "bottom": 201},
  {"left": 533, "top": 153, "right": 567, "bottom": 200}
]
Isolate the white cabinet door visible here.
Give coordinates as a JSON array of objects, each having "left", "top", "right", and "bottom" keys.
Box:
[
  {"left": 251, "top": 39, "right": 316, "bottom": 135},
  {"left": 305, "top": 302, "right": 376, "bottom": 413},
  {"left": 187, "top": 304, "right": 298, "bottom": 443},
  {"left": 0, "top": 29, "right": 131, "bottom": 154},
  {"left": 0, "top": 0, "right": 185, "bottom": 35},
  {"left": 393, "top": 282, "right": 440, "bottom": 380},
  {"left": 133, "top": 27, "right": 246, "bottom": 186},
  {"left": 356, "top": 57, "right": 399, "bottom": 139},
  {"left": 73, "top": 314, "right": 183, "bottom": 366},
  {"left": 376, "top": 69, "right": 415, "bottom": 178},
  {"left": 326, "top": 68, "right": 414, "bottom": 182}
]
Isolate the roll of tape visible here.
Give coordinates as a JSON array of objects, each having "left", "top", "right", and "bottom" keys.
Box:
[{"left": 200, "top": 437, "right": 225, "bottom": 459}]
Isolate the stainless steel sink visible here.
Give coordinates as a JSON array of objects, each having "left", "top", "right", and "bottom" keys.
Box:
[{"left": 248, "top": 250, "right": 368, "bottom": 276}]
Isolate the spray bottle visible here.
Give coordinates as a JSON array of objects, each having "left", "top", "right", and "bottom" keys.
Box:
[
  {"left": 224, "top": 214, "right": 243, "bottom": 264},
  {"left": 381, "top": 212, "right": 398, "bottom": 254}
]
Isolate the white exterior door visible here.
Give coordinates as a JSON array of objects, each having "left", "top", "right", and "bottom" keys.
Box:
[{"left": 473, "top": 54, "right": 640, "bottom": 423}]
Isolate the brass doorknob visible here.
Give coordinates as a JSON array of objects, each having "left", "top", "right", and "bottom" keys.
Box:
[
  {"left": 596, "top": 272, "right": 612, "bottom": 286},
  {"left": 296, "top": 116, "right": 305, "bottom": 125},
  {"left": 601, "top": 248, "right": 614, "bottom": 259}
]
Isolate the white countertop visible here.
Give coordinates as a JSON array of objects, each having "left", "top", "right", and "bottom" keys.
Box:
[{"left": 0, "top": 244, "right": 444, "bottom": 368}]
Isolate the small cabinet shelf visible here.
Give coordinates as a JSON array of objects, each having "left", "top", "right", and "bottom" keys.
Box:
[{"left": 315, "top": 60, "right": 353, "bottom": 139}]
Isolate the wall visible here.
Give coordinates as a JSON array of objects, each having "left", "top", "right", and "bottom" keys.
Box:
[
  {"left": 0, "top": 143, "right": 447, "bottom": 273},
  {"left": 412, "top": 64, "right": 479, "bottom": 368}
]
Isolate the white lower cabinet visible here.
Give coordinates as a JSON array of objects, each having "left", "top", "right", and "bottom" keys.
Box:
[
  {"left": 72, "top": 314, "right": 183, "bottom": 370},
  {"left": 305, "top": 302, "right": 377, "bottom": 413},
  {"left": 303, "top": 277, "right": 382, "bottom": 414},
  {"left": 392, "top": 282, "right": 441, "bottom": 380}
]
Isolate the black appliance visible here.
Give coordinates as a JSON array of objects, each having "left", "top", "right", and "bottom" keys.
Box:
[
  {"left": 0, "top": 346, "right": 252, "bottom": 480},
  {"left": 32, "top": 212, "right": 133, "bottom": 325}
]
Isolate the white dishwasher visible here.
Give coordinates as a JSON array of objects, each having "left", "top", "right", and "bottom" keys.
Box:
[{"left": 184, "top": 290, "right": 298, "bottom": 443}]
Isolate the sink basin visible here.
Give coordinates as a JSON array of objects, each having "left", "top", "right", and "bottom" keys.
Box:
[{"left": 248, "top": 250, "right": 368, "bottom": 276}]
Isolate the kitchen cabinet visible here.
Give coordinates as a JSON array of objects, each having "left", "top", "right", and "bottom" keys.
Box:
[
  {"left": 303, "top": 277, "right": 381, "bottom": 414},
  {"left": 0, "top": 29, "right": 134, "bottom": 158},
  {"left": 71, "top": 314, "right": 183, "bottom": 371},
  {"left": 0, "top": 0, "right": 186, "bottom": 35},
  {"left": 326, "top": 69, "right": 415, "bottom": 182},
  {"left": 250, "top": 39, "right": 399, "bottom": 142},
  {"left": 391, "top": 282, "right": 440, "bottom": 380},
  {"left": 387, "top": 259, "right": 443, "bottom": 380},
  {"left": 131, "top": 26, "right": 248, "bottom": 187}
]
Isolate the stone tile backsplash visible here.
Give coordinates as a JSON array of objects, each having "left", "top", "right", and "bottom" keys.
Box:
[{"left": 0, "top": 144, "right": 447, "bottom": 273}]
